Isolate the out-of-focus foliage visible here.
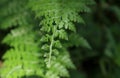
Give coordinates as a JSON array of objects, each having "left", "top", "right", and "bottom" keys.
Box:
[{"left": 69, "top": 0, "right": 120, "bottom": 78}]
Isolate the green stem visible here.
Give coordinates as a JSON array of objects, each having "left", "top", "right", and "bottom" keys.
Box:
[
  {"left": 6, "top": 65, "right": 22, "bottom": 77},
  {"left": 47, "top": 26, "right": 56, "bottom": 68}
]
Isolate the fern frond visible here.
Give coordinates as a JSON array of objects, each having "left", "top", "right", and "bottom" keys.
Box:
[
  {"left": 0, "top": 25, "right": 44, "bottom": 78},
  {"left": 0, "top": 0, "right": 93, "bottom": 78},
  {"left": 28, "top": 0, "right": 93, "bottom": 78},
  {"left": 0, "top": 0, "right": 28, "bottom": 29}
]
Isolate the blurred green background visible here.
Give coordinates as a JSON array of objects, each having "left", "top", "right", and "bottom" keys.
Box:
[{"left": 69, "top": 0, "right": 120, "bottom": 78}]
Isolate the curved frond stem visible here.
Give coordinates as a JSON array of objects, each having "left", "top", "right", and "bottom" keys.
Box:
[
  {"left": 48, "top": 26, "right": 56, "bottom": 68},
  {"left": 6, "top": 65, "right": 22, "bottom": 78}
]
